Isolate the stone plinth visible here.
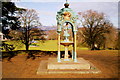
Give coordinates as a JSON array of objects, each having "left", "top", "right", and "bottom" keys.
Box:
[
  {"left": 48, "top": 58, "right": 90, "bottom": 70},
  {"left": 37, "top": 58, "right": 101, "bottom": 74}
]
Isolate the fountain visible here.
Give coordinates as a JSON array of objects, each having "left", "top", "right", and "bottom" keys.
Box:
[
  {"left": 37, "top": 0, "right": 101, "bottom": 74},
  {"left": 56, "top": 0, "right": 78, "bottom": 62}
]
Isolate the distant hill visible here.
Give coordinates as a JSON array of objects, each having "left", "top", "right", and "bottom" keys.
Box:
[
  {"left": 37, "top": 25, "right": 85, "bottom": 31},
  {"left": 38, "top": 26, "right": 57, "bottom": 30}
]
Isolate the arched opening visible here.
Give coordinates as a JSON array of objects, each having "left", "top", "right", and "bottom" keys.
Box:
[{"left": 61, "top": 22, "right": 74, "bottom": 41}]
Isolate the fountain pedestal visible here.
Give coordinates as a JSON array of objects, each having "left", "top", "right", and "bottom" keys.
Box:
[{"left": 60, "top": 41, "right": 73, "bottom": 61}]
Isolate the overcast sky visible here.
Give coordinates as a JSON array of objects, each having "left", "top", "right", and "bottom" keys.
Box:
[{"left": 14, "top": 0, "right": 118, "bottom": 28}]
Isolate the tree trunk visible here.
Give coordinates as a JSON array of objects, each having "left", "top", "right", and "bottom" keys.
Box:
[
  {"left": 25, "top": 42, "right": 29, "bottom": 51},
  {"left": 25, "top": 26, "right": 29, "bottom": 51},
  {"left": 91, "top": 43, "right": 95, "bottom": 50},
  {"left": 103, "top": 43, "right": 106, "bottom": 50}
]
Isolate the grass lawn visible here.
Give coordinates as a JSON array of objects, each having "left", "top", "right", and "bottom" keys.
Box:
[{"left": 3, "top": 40, "right": 89, "bottom": 51}]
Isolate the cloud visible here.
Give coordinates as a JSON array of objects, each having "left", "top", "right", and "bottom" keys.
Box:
[{"left": 15, "top": 3, "right": 28, "bottom": 9}]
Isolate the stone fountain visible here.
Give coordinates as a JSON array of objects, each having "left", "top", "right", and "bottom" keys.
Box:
[
  {"left": 56, "top": 1, "right": 78, "bottom": 62},
  {"left": 37, "top": 0, "right": 101, "bottom": 74}
]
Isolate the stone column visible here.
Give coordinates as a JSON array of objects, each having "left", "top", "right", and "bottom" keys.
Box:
[
  {"left": 73, "top": 31, "right": 77, "bottom": 62},
  {"left": 57, "top": 33, "right": 61, "bottom": 62},
  {"left": 72, "top": 49, "right": 73, "bottom": 60},
  {"left": 72, "top": 37, "right": 74, "bottom": 60},
  {"left": 64, "top": 46, "right": 69, "bottom": 61}
]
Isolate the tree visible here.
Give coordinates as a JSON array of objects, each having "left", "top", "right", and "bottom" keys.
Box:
[
  {"left": 76, "top": 28, "right": 87, "bottom": 47},
  {"left": 118, "top": 30, "right": 120, "bottom": 50},
  {"left": 29, "top": 27, "right": 45, "bottom": 40},
  {"left": 78, "top": 10, "right": 113, "bottom": 50},
  {"left": 18, "top": 9, "right": 41, "bottom": 50},
  {"left": 2, "top": 2, "right": 25, "bottom": 38},
  {"left": 47, "top": 30, "right": 57, "bottom": 40},
  {"left": 103, "top": 27, "right": 117, "bottom": 49},
  {"left": 8, "top": 30, "right": 22, "bottom": 40},
  {"left": 114, "top": 29, "right": 120, "bottom": 50},
  {"left": 1, "top": 0, "right": 11, "bottom": 2}
]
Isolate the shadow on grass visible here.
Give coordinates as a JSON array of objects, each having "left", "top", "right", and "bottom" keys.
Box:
[
  {"left": 2, "top": 51, "right": 18, "bottom": 61},
  {"left": 2, "top": 50, "right": 72, "bottom": 61}
]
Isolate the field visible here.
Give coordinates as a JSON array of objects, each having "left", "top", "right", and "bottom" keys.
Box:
[
  {"left": 1, "top": 40, "right": 119, "bottom": 79},
  {"left": 3, "top": 40, "right": 89, "bottom": 51}
]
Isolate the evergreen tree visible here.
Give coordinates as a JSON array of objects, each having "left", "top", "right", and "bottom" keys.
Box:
[{"left": 2, "top": 2, "right": 25, "bottom": 38}]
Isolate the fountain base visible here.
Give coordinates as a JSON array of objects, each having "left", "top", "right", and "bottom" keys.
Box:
[
  {"left": 37, "top": 58, "right": 101, "bottom": 74},
  {"left": 47, "top": 58, "right": 90, "bottom": 70},
  {"left": 64, "top": 59, "right": 70, "bottom": 61}
]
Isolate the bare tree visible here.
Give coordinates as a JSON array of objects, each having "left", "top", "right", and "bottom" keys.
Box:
[
  {"left": 114, "top": 29, "right": 120, "bottom": 50},
  {"left": 18, "top": 9, "right": 41, "bottom": 50},
  {"left": 78, "top": 10, "right": 113, "bottom": 50},
  {"left": 30, "top": 28, "right": 45, "bottom": 40},
  {"left": 103, "top": 27, "right": 118, "bottom": 49}
]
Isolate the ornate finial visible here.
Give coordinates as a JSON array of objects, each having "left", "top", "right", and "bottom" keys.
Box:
[
  {"left": 64, "top": 0, "right": 69, "bottom": 8},
  {"left": 66, "top": 0, "right": 68, "bottom": 3}
]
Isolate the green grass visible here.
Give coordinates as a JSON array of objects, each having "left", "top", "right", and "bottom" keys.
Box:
[{"left": 2, "top": 40, "right": 89, "bottom": 51}]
